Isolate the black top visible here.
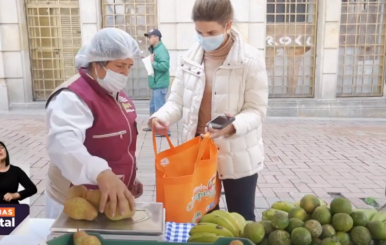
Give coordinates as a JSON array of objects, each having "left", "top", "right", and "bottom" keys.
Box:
[{"left": 0, "top": 165, "right": 38, "bottom": 204}]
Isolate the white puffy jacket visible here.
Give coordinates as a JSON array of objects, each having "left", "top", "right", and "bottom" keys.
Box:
[{"left": 152, "top": 29, "right": 269, "bottom": 180}]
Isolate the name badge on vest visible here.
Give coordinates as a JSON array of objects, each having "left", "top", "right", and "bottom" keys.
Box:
[{"left": 118, "top": 96, "right": 135, "bottom": 113}]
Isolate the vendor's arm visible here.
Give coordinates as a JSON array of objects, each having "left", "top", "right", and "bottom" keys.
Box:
[
  {"left": 231, "top": 52, "right": 268, "bottom": 137},
  {"left": 46, "top": 90, "right": 111, "bottom": 186}
]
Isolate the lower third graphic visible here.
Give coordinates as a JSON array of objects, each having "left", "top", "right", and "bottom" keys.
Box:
[{"left": 0, "top": 204, "right": 30, "bottom": 235}]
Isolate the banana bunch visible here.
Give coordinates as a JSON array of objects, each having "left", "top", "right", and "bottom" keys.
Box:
[
  {"left": 188, "top": 210, "right": 246, "bottom": 243},
  {"left": 188, "top": 232, "right": 224, "bottom": 243}
]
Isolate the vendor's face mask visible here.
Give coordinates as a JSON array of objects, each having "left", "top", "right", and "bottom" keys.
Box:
[{"left": 95, "top": 66, "right": 128, "bottom": 93}]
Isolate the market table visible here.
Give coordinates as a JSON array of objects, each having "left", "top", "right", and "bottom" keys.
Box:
[{"left": 0, "top": 218, "right": 195, "bottom": 245}]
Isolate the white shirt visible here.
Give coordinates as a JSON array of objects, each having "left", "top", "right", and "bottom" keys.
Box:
[{"left": 45, "top": 90, "right": 111, "bottom": 186}]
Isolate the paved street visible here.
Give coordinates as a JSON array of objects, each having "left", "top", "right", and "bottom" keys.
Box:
[{"left": 1, "top": 112, "right": 386, "bottom": 219}]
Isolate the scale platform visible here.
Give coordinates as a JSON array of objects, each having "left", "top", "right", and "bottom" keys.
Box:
[{"left": 48, "top": 202, "right": 165, "bottom": 241}]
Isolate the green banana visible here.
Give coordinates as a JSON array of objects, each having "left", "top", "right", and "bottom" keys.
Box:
[
  {"left": 355, "top": 209, "right": 377, "bottom": 221},
  {"left": 187, "top": 232, "right": 223, "bottom": 243},
  {"left": 262, "top": 208, "right": 288, "bottom": 221},
  {"left": 371, "top": 211, "right": 386, "bottom": 222},
  {"left": 189, "top": 223, "right": 234, "bottom": 237},
  {"left": 199, "top": 213, "right": 239, "bottom": 236},
  {"left": 271, "top": 201, "right": 296, "bottom": 212},
  {"left": 211, "top": 210, "right": 241, "bottom": 236}
]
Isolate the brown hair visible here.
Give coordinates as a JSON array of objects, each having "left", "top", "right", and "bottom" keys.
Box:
[{"left": 191, "top": 0, "right": 234, "bottom": 25}]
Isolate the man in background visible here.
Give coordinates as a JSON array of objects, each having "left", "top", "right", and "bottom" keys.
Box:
[{"left": 142, "top": 29, "right": 170, "bottom": 137}]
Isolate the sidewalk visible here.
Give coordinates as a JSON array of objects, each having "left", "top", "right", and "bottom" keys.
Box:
[{"left": 1, "top": 113, "right": 386, "bottom": 219}]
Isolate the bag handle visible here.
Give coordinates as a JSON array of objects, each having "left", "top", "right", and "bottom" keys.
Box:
[
  {"left": 152, "top": 122, "right": 174, "bottom": 155},
  {"left": 194, "top": 133, "right": 211, "bottom": 165},
  {"left": 151, "top": 121, "right": 212, "bottom": 163}
]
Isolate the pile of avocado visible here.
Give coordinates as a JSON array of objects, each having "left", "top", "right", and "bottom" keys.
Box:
[{"left": 244, "top": 195, "right": 386, "bottom": 245}]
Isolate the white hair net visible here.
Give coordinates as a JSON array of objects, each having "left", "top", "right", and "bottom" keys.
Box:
[{"left": 74, "top": 27, "right": 141, "bottom": 69}]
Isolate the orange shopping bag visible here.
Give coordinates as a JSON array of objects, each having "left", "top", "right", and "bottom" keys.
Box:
[{"left": 152, "top": 130, "right": 221, "bottom": 223}]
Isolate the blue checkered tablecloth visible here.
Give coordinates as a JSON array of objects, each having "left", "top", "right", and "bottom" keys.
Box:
[{"left": 165, "top": 222, "right": 195, "bottom": 242}]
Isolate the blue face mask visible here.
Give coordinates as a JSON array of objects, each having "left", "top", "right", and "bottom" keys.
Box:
[{"left": 196, "top": 32, "right": 225, "bottom": 52}]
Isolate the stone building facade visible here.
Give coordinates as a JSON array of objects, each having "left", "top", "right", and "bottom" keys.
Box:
[{"left": 0, "top": 0, "right": 385, "bottom": 117}]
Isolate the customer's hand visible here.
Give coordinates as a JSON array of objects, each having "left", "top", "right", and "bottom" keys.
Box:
[
  {"left": 149, "top": 117, "right": 169, "bottom": 135},
  {"left": 3, "top": 193, "right": 19, "bottom": 202},
  {"left": 206, "top": 123, "right": 236, "bottom": 139},
  {"left": 205, "top": 113, "right": 236, "bottom": 139},
  {"left": 96, "top": 170, "right": 135, "bottom": 217},
  {"left": 150, "top": 54, "right": 155, "bottom": 62},
  {"left": 130, "top": 179, "right": 144, "bottom": 198}
]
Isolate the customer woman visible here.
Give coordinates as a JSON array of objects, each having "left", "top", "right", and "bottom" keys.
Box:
[
  {"left": 0, "top": 141, "right": 37, "bottom": 204},
  {"left": 150, "top": 0, "right": 268, "bottom": 221},
  {"left": 45, "top": 28, "right": 143, "bottom": 219}
]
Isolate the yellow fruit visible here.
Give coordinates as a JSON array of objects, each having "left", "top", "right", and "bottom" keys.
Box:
[
  {"left": 73, "top": 231, "right": 88, "bottom": 240},
  {"left": 73, "top": 231, "right": 102, "bottom": 245},
  {"left": 300, "top": 195, "right": 320, "bottom": 214},
  {"left": 64, "top": 197, "right": 98, "bottom": 221},
  {"left": 189, "top": 223, "right": 234, "bottom": 237},
  {"left": 211, "top": 210, "right": 241, "bottom": 236},
  {"left": 355, "top": 209, "right": 377, "bottom": 221},
  {"left": 262, "top": 209, "right": 288, "bottom": 221},
  {"left": 105, "top": 199, "right": 136, "bottom": 221},
  {"left": 332, "top": 213, "right": 353, "bottom": 232},
  {"left": 271, "top": 201, "right": 296, "bottom": 212},
  {"left": 67, "top": 185, "right": 88, "bottom": 199},
  {"left": 200, "top": 213, "right": 239, "bottom": 236},
  {"left": 187, "top": 233, "right": 222, "bottom": 243},
  {"left": 231, "top": 213, "right": 246, "bottom": 232},
  {"left": 243, "top": 222, "right": 265, "bottom": 243},
  {"left": 229, "top": 240, "right": 244, "bottom": 245},
  {"left": 85, "top": 190, "right": 101, "bottom": 209},
  {"left": 288, "top": 208, "right": 307, "bottom": 221},
  {"left": 319, "top": 198, "right": 328, "bottom": 206},
  {"left": 330, "top": 197, "right": 352, "bottom": 215}
]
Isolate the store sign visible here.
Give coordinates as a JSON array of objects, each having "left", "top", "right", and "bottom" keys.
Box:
[{"left": 266, "top": 35, "right": 313, "bottom": 46}]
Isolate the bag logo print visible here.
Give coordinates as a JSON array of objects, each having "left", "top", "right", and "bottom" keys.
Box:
[{"left": 186, "top": 173, "right": 217, "bottom": 213}]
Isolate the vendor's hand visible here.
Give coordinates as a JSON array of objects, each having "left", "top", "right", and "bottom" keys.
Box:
[
  {"left": 3, "top": 193, "right": 19, "bottom": 202},
  {"left": 96, "top": 170, "right": 135, "bottom": 217},
  {"left": 150, "top": 54, "right": 155, "bottom": 62},
  {"left": 131, "top": 179, "right": 144, "bottom": 198},
  {"left": 148, "top": 117, "right": 169, "bottom": 135},
  {"left": 205, "top": 113, "right": 236, "bottom": 139}
]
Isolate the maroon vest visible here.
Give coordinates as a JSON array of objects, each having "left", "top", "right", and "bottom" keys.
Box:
[{"left": 47, "top": 69, "right": 138, "bottom": 190}]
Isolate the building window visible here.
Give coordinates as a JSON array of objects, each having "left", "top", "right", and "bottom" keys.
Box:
[
  {"left": 26, "top": 0, "right": 82, "bottom": 101},
  {"left": 265, "top": 0, "right": 318, "bottom": 98},
  {"left": 336, "top": 0, "right": 386, "bottom": 97},
  {"left": 101, "top": 0, "right": 158, "bottom": 99},
  {"left": 267, "top": 0, "right": 307, "bottom": 23}
]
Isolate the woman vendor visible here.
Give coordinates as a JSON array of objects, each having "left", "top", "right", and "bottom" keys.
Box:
[{"left": 44, "top": 28, "right": 143, "bottom": 219}]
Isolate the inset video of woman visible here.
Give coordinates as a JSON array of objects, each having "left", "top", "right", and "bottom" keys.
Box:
[{"left": 0, "top": 141, "right": 38, "bottom": 204}]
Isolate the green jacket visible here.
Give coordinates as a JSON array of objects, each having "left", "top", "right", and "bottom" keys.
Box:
[{"left": 148, "top": 41, "right": 170, "bottom": 89}]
